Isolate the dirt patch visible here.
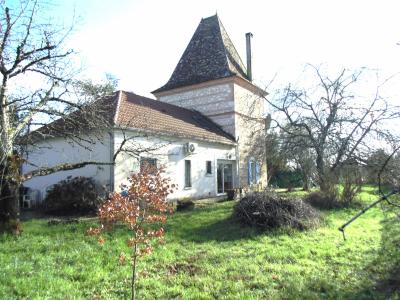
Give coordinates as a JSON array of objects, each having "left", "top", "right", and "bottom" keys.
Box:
[
  {"left": 186, "top": 250, "right": 208, "bottom": 263},
  {"left": 167, "top": 262, "right": 200, "bottom": 276},
  {"left": 47, "top": 218, "right": 80, "bottom": 226}
]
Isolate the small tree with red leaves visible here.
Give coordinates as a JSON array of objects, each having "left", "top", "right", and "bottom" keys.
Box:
[{"left": 87, "top": 165, "right": 175, "bottom": 300}]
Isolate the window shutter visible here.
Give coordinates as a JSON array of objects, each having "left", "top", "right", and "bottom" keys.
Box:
[
  {"left": 248, "top": 160, "right": 253, "bottom": 184},
  {"left": 255, "top": 162, "right": 261, "bottom": 183}
]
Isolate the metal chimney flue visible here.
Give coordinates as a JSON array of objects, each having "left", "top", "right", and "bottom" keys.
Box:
[{"left": 245, "top": 32, "right": 253, "bottom": 82}]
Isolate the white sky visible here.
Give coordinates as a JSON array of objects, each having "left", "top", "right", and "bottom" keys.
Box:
[{"left": 46, "top": 0, "right": 400, "bottom": 99}]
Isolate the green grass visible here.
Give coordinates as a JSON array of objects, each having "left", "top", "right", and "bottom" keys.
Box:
[{"left": 1, "top": 186, "right": 399, "bottom": 299}]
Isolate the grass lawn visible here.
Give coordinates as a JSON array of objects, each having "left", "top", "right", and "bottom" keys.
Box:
[{"left": 1, "top": 187, "right": 399, "bottom": 299}]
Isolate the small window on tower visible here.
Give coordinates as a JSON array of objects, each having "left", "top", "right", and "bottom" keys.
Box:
[{"left": 206, "top": 161, "right": 212, "bottom": 175}]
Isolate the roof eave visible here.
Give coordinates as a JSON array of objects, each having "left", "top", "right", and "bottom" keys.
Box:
[
  {"left": 152, "top": 75, "right": 268, "bottom": 98},
  {"left": 112, "top": 125, "right": 236, "bottom": 146}
]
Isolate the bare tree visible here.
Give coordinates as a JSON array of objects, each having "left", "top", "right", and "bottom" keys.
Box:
[
  {"left": 339, "top": 145, "right": 400, "bottom": 239},
  {"left": 0, "top": 1, "right": 119, "bottom": 232},
  {"left": 365, "top": 148, "right": 400, "bottom": 188},
  {"left": 263, "top": 132, "right": 287, "bottom": 184},
  {"left": 267, "top": 64, "right": 400, "bottom": 200},
  {"left": 260, "top": 130, "right": 315, "bottom": 190},
  {"left": 282, "top": 133, "right": 316, "bottom": 191}
]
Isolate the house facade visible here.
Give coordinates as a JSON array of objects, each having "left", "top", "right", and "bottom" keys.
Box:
[{"left": 23, "top": 14, "right": 267, "bottom": 202}]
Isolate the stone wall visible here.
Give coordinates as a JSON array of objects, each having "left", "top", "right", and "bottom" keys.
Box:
[
  {"left": 234, "top": 83, "right": 267, "bottom": 187},
  {"left": 156, "top": 82, "right": 236, "bottom": 137}
]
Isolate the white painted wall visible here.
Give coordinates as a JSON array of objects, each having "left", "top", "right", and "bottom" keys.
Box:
[
  {"left": 113, "top": 130, "right": 237, "bottom": 200},
  {"left": 22, "top": 133, "right": 112, "bottom": 201},
  {"left": 23, "top": 129, "right": 237, "bottom": 202}
]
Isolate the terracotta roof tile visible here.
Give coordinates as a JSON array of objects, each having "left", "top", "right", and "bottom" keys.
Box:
[
  {"left": 29, "top": 91, "right": 235, "bottom": 145},
  {"left": 115, "top": 91, "right": 235, "bottom": 145}
]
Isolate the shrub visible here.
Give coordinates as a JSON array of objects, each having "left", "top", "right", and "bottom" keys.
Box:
[
  {"left": 226, "top": 189, "right": 238, "bottom": 200},
  {"left": 177, "top": 200, "right": 195, "bottom": 211},
  {"left": 340, "top": 166, "right": 362, "bottom": 205},
  {"left": 306, "top": 190, "right": 363, "bottom": 209},
  {"left": 234, "top": 191, "right": 320, "bottom": 230},
  {"left": 305, "top": 192, "right": 340, "bottom": 209},
  {"left": 269, "top": 170, "right": 303, "bottom": 189},
  {"left": 44, "top": 176, "right": 107, "bottom": 214}
]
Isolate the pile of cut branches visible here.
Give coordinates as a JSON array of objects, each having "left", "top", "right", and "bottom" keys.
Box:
[{"left": 234, "top": 192, "right": 320, "bottom": 230}]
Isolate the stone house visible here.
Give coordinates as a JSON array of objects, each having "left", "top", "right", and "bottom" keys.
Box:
[{"left": 23, "top": 14, "right": 268, "bottom": 203}]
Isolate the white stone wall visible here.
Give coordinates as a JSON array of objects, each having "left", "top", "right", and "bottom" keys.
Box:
[
  {"left": 234, "top": 84, "right": 265, "bottom": 117},
  {"left": 157, "top": 83, "right": 236, "bottom": 137},
  {"left": 113, "top": 130, "right": 237, "bottom": 200},
  {"left": 234, "top": 83, "right": 267, "bottom": 186},
  {"left": 22, "top": 133, "right": 113, "bottom": 201}
]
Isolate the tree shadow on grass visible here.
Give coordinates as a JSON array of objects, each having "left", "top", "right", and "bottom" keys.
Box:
[
  {"left": 171, "top": 214, "right": 308, "bottom": 243},
  {"left": 335, "top": 215, "right": 399, "bottom": 299},
  {"left": 286, "top": 214, "right": 400, "bottom": 299},
  {"left": 365, "top": 216, "right": 400, "bottom": 298},
  {"left": 184, "top": 216, "right": 262, "bottom": 242}
]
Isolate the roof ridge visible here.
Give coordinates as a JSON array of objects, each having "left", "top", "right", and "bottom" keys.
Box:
[
  {"left": 215, "top": 15, "right": 233, "bottom": 78},
  {"left": 217, "top": 17, "right": 248, "bottom": 79},
  {"left": 113, "top": 90, "right": 123, "bottom": 125}
]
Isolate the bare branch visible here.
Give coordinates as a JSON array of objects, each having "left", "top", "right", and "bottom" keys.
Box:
[
  {"left": 338, "top": 189, "right": 400, "bottom": 240},
  {"left": 21, "top": 160, "right": 114, "bottom": 181}
]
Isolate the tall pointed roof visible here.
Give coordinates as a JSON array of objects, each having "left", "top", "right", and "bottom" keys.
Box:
[{"left": 153, "top": 15, "right": 249, "bottom": 94}]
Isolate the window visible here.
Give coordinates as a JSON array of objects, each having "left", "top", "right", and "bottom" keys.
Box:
[
  {"left": 248, "top": 159, "right": 261, "bottom": 185},
  {"left": 140, "top": 157, "right": 157, "bottom": 172},
  {"left": 185, "top": 160, "right": 191, "bottom": 187},
  {"left": 206, "top": 161, "right": 212, "bottom": 175}
]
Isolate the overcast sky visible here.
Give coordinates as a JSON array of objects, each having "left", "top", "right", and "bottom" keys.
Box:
[{"left": 46, "top": 0, "right": 400, "bottom": 99}]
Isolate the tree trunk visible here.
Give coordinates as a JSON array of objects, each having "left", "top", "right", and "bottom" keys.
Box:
[
  {"left": 0, "top": 159, "right": 21, "bottom": 234},
  {"left": 302, "top": 173, "right": 310, "bottom": 191},
  {"left": 315, "top": 152, "right": 337, "bottom": 197},
  {"left": 7, "top": 178, "right": 20, "bottom": 229},
  {"left": 316, "top": 153, "right": 327, "bottom": 192}
]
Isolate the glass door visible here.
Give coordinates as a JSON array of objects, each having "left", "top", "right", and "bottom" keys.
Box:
[
  {"left": 223, "top": 164, "right": 233, "bottom": 190},
  {"left": 217, "top": 163, "right": 223, "bottom": 193},
  {"left": 217, "top": 162, "right": 233, "bottom": 193}
]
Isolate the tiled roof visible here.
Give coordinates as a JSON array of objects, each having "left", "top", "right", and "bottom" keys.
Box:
[
  {"left": 153, "top": 14, "right": 248, "bottom": 94},
  {"left": 28, "top": 94, "right": 118, "bottom": 142},
  {"left": 30, "top": 91, "right": 235, "bottom": 145},
  {"left": 115, "top": 91, "right": 235, "bottom": 145}
]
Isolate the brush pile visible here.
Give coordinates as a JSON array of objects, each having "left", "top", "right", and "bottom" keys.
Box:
[{"left": 234, "top": 192, "right": 320, "bottom": 230}]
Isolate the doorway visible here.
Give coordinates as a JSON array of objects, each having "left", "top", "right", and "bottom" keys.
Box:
[{"left": 217, "top": 162, "right": 233, "bottom": 193}]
